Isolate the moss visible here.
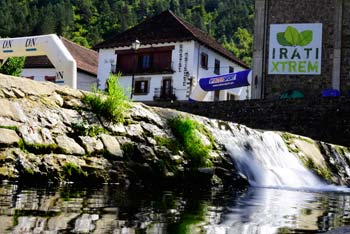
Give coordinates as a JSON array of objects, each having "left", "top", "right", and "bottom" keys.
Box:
[
  {"left": 24, "top": 142, "right": 59, "bottom": 154},
  {"left": 277, "top": 227, "right": 293, "bottom": 234},
  {"left": 298, "top": 136, "right": 314, "bottom": 144},
  {"left": 17, "top": 139, "right": 26, "bottom": 151},
  {"left": 300, "top": 157, "right": 332, "bottom": 181},
  {"left": 120, "top": 142, "right": 135, "bottom": 157},
  {"left": 24, "top": 167, "right": 34, "bottom": 176},
  {"left": 62, "top": 162, "right": 88, "bottom": 179},
  {"left": 281, "top": 132, "right": 294, "bottom": 143},
  {"left": 71, "top": 121, "right": 107, "bottom": 137},
  {"left": 154, "top": 136, "right": 180, "bottom": 154},
  {"left": 0, "top": 125, "right": 19, "bottom": 132},
  {"left": 168, "top": 116, "right": 213, "bottom": 168}
]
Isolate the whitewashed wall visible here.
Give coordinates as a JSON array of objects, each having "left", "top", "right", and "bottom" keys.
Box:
[
  {"left": 97, "top": 41, "right": 194, "bottom": 101},
  {"left": 193, "top": 41, "right": 251, "bottom": 101},
  {"left": 97, "top": 40, "right": 251, "bottom": 101},
  {"left": 21, "top": 68, "right": 96, "bottom": 91}
]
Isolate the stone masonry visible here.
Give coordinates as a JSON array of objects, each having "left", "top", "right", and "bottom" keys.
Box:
[{"left": 252, "top": 0, "right": 350, "bottom": 99}]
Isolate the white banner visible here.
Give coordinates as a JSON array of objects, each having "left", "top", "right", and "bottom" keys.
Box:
[{"left": 268, "top": 23, "right": 323, "bottom": 75}]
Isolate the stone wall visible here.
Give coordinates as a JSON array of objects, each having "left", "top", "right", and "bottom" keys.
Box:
[
  {"left": 341, "top": 1, "right": 350, "bottom": 95},
  {"left": 147, "top": 98, "right": 350, "bottom": 147},
  {"left": 264, "top": 0, "right": 337, "bottom": 98}
]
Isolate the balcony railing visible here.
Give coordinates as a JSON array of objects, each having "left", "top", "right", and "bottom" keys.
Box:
[{"left": 153, "top": 87, "right": 177, "bottom": 101}]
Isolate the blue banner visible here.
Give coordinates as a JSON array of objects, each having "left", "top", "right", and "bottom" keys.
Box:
[{"left": 199, "top": 69, "right": 251, "bottom": 91}]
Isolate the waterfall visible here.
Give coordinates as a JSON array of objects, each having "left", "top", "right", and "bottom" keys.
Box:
[{"left": 209, "top": 120, "right": 349, "bottom": 191}]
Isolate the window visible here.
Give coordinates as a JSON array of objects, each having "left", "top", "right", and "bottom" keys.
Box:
[
  {"left": 227, "top": 93, "right": 236, "bottom": 101},
  {"left": 201, "top": 53, "right": 208, "bottom": 69},
  {"left": 45, "top": 76, "right": 56, "bottom": 83},
  {"left": 134, "top": 79, "right": 149, "bottom": 94},
  {"left": 214, "top": 59, "right": 220, "bottom": 75},
  {"left": 138, "top": 54, "right": 153, "bottom": 70},
  {"left": 229, "top": 66, "right": 234, "bottom": 73}
]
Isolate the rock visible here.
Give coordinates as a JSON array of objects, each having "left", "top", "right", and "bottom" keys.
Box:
[
  {"left": 2, "top": 88, "right": 16, "bottom": 98},
  {"left": 12, "top": 88, "right": 25, "bottom": 98},
  {"left": 19, "top": 124, "right": 43, "bottom": 145},
  {"left": 64, "top": 97, "right": 84, "bottom": 108},
  {"left": 0, "top": 117, "right": 21, "bottom": 128},
  {"left": 0, "top": 99, "right": 27, "bottom": 122},
  {"left": 60, "top": 108, "right": 82, "bottom": 126},
  {"left": 105, "top": 122, "right": 126, "bottom": 135},
  {"left": 170, "top": 155, "right": 183, "bottom": 164},
  {"left": 136, "top": 145, "right": 156, "bottom": 161},
  {"left": 130, "top": 103, "right": 164, "bottom": 127},
  {"left": 79, "top": 136, "right": 104, "bottom": 155},
  {"left": 38, "top": 110, "right": 61, "bottom": 129},
  {"left": 55, "top": 135, "right": 85, "bottom": 155},
  {"left": 146, "top": 137, "right": 157, "bottom": 146},
  {"left": 41, "top": 128, "right": 55, "bottom": 144},
  {"left": 0, "top": 128, "right": 20, "bottom": 146},
  {"left": 115, "top": 136, "right": 133, "bottom": 145},
  {"left": 125, "top": 124, "right": 144, "bottom": 139},
  {"left": 100, "top": 134, "right": 123, "bottom": 158},
  {"left": 50, "top": 93, "right": 64, "bottom": 106},
  {"left": 73, "top": 214, "right": 97, "bottom": 233},
  {"left": 141, "top": 122, "right": 166, "bottom": 137}
]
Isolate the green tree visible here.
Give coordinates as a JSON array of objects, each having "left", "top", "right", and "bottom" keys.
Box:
[
  {"left": 0, "top": 57, "right": 25, "bottom": 77},
  {"left": 224, "top": 27, "right": 253, "bottom": 65}
]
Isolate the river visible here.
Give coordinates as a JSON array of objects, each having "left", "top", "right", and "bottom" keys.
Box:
[{"left": 1, "top": 182, "right": 350, "bottom": 233}]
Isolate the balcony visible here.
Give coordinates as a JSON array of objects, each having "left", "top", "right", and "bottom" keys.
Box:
[
  {"left": 153, "top": 87, "right": 177, "bottom": 101},
  {"left": 112, "top": 62, "right": 175, "bottom": 76}
]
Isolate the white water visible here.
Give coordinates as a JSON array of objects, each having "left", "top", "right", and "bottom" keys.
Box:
[{"left": 209, "top": 120, "right": 350, "bottom": 192}]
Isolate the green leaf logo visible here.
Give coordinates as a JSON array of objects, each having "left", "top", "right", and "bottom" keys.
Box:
[
  {"left": 277, "top": 32, "right": 292, "bottom": 46},
  {"left": 276, "top": 26, "right": 313, "bottom": 47},
  {"left": 298, "top": 30, "right": 313, "bottom": 46}
]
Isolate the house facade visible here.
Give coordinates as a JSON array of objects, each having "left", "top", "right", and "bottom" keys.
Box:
[
  {"left": 95, "top": 10, "right": 250, "bottom": 102},
  {"left": 21, "top": 37, "right": 98, "bottom": 91},
  {"left": 252, "top": 0, "right": 350, "bottom": 99}
]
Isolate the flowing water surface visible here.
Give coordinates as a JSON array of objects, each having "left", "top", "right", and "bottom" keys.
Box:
[
  {"left": 1, "top": 183, "right": 350, "bottom": 234},
  {"left": 1, "top": 121, "right": 350, "bottom": 233}
]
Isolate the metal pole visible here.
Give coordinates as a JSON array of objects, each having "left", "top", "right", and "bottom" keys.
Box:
[{"left": 131, "top": 72, "right": 135, "bottom": 99}]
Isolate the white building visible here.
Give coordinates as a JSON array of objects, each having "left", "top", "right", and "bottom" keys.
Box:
[
  {"left": 22, "top": 37, "right": 98, "bottom": 91},
  {"left": 95, "top": 10, "right": 250, "bottom": 101}
]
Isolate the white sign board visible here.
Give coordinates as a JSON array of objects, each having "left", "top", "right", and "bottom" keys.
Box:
[{"left": 268, "top": 23, "right": 322, "bottom": 75}]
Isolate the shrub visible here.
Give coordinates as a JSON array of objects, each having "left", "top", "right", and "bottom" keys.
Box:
[
  {"left": 83, "top": 73, "right": 130, "bottom": 123},
  {"left": 169, "top": 117, "right": 213, "bottom": 167}
]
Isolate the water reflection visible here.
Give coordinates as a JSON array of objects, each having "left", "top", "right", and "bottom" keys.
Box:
[
  {"left": 211, "top": 188, "right": 350, "bottom": 234},
  {"left": 1, "top": 183, "right": 350, "bottom": 233}
]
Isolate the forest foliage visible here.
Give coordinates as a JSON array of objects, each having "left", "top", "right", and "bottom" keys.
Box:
[{"left": 0, "top": 0, "right": 254, "bottom": 64}]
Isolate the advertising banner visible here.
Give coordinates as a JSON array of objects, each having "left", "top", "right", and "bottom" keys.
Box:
[
  {"left": 198, "top": 69, "right": 251, "bottom": 92},
  {"left": 268, "top": 23, "right": 323, "bottom": 75}
]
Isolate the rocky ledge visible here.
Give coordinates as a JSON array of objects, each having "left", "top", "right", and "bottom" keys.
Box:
[{"left": 0, "top": 74, "right": 244, "bottom": 187}]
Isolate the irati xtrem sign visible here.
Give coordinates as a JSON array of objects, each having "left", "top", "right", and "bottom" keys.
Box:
[{"left": 268, "top": 23, "right": 323, "bottom": 75}]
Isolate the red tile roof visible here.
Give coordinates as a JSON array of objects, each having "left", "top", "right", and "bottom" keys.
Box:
[
  {"left": 94, "top": 10, "right": 248, "bottom": 69},
  {"left": 24, "top": 37, "right": 98, "bottom": 76}
]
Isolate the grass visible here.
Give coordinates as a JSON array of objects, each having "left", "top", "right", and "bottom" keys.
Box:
[
  {"left": 169, "top": 116, "right": 213, "bottom": 168},
  {"left": 83, "top": 73, "right": 130, "bottom": 123}
]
